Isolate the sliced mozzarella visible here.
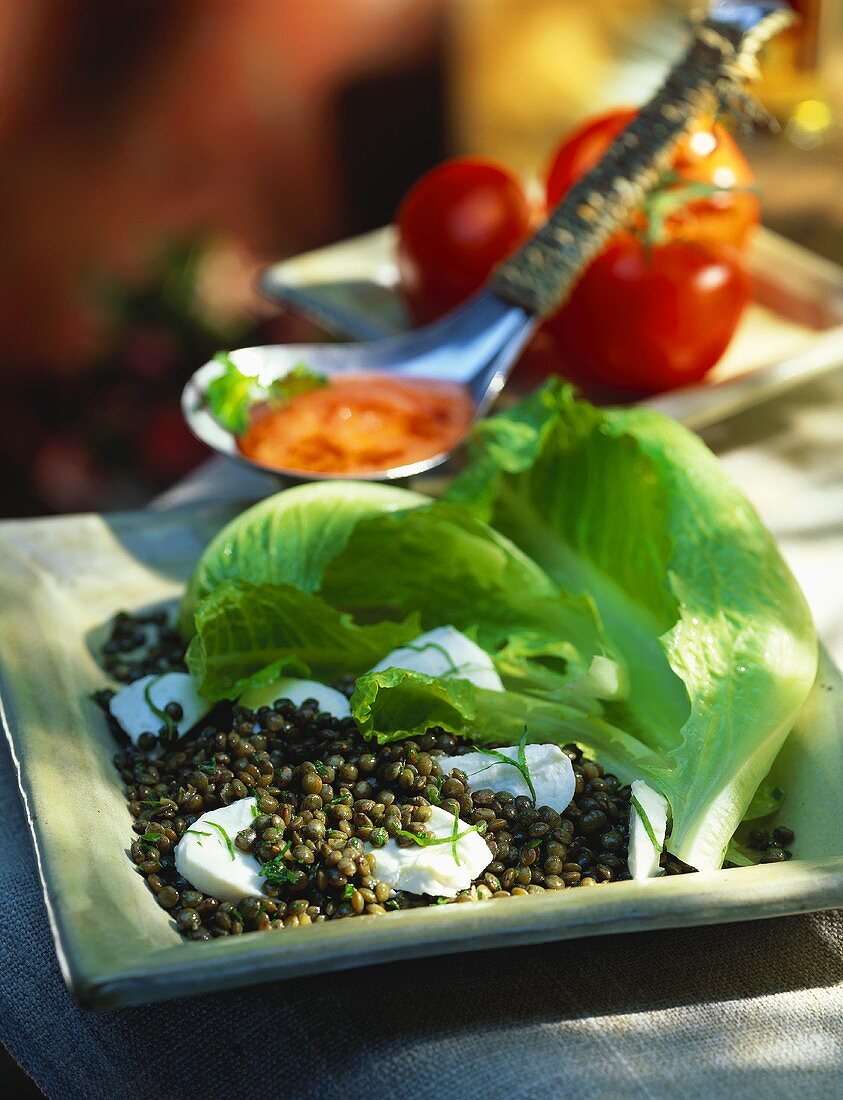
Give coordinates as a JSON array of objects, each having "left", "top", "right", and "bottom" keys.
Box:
[
  {"left": 239, "top": 677, "right": 351, "bottom": 718},
  {"left": 370, "top": 625, "right": 504, "bottom": 692},
  {"left": 574, "top": 655, "right": 627, "bottom": 701},
  {"left": 369, "top": 804, "right": 492, "bottom": 898},
  {"left": 174, "top": 797, "right": 265, "bottom": 902},
  {"left": 437, "top": 744, "right": 576, "bottom": 810},
  {"left": 109, "top": 673, "right": 211, "bottom": 746},
  {"left": 628, "top": 779, "right": 670, "bottom": 881}
]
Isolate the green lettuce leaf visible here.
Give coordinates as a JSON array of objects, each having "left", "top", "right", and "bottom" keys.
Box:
[
  {"left": 206, "top": 352, "right": 328, "bottom": 436},
  {"left": 447, "top": 379, "right": 818, "bottom": 872},
  {"left": 179, "top": 481, "right": 427, "bottom": 636},
  {"left": 184, "top": 485, "right": 623, "bottom": 708},
  {"left": 319, "top": 500, "right": 618, "bottom": 699},
  {"left": 352, "top": 667, "right": 654, "bottom": 765},
  {"left": 186, "top": 581, "right": 421, "bottom": 700},
  {"left": 743, "top": 780, "right": 786, "bottom": 821}
]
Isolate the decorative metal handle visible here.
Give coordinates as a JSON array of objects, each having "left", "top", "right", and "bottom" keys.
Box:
[{"left": 490, "top": 2, "right": 796, "bottom": 319}]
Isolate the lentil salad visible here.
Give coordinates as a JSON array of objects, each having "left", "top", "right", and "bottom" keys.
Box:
[
  {"left": 95, "top": 381, "right": 809, "bottom": 939},
  {"left": 97, "top": 612, "right": 641, "bottom": 939},
  {"left": 96, "top": 606, "right": 794, "bottom": 941}
]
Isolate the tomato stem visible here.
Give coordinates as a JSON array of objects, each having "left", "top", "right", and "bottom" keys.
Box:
[{"left": 641, "top": 172, "right": 758, "bottom": 248}]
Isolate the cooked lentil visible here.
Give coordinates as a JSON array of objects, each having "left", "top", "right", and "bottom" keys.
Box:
[{"left": 97, "top": 608, "right": 791, "bottom": 941}]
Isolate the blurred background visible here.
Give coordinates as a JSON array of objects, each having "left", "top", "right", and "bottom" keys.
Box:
[{"left": 1, "top": 0, "right": 841, "bottom": 518}]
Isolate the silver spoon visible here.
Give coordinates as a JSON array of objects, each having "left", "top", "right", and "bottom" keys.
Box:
[{"left": 183, "top": 1, "right": 794, "bottom": 483}]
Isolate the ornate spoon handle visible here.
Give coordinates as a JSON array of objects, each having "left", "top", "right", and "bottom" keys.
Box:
[{"left": 490, "top": 2, "right": 795, "bottom": 319}]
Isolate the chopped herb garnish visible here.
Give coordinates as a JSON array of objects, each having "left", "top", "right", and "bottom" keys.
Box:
[
  {"left": 473, "top": 728, "right": 537, "bottom": 804},
  {"left": 250, "top": 802, "right": 261, "bottom": 818},
  {"left": 205, "top": 352, "right": 327, "bottom": 434},
  {"left": 143, "top": 675, "right": 177, "bottom": 742},
  {"left": 185, "top": 828, "right": 211, "bottom": 848},
  {"left": 205, "top": 353, "right": 254, "bottom": 434},
  {"left": 343, "top": 883, "right": 355, "bottom": 898},
  {"left": 630, "top": 795, "right": 662, "bottom": 855},
  {"left": 269, "top": 363, "right": 329, "bottom": 404},
  {"left": 207, "top": 820, "right": 236, "bottom": 861},
  {"left": 198, "top": 760, "right": 218, "bottom": 774},
  {"left": 516, "top": 730, "right": 537, "bottom": 803},
  {"left": 525, "top": 837, "right": 542, "bottom": 850},
  {"left": 450, "top": 804, "right": 462, "bottom": 866},
  {"left": 261, "top": 844, "right": 298, "bottom": 886},
  {"left": 139, "top": 831, "right": 162, "bottom": 848},
  {"left": 394, "top": 807, "right": 483, "bottom": 866},
  {"left": 400, "top": 640, "right": 460, "bottom": 676}
]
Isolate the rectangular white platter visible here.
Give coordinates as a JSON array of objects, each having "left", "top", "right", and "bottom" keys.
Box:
[{"left": 2, "top": 501, "right": 843, "bottom": 1010}]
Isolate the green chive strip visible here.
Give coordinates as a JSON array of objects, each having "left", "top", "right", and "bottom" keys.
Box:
[
  {"left": 630, "top": 795, "right": 662, "bottom": 855},
  {"left": 143, "top": 675, "right": 177, "bottom": 741},
  {"left": 207, "top": 821, "right": 236, "bottom": 861},
  {"left": 393, "top": 808, "right": 485, "bottom": 867},
  {"left": 471, "top": 728, "right": 537, "bottom": 804},
  {"left": 450, "top": 804, "right": 462, "bottom": 866},
  {"left": 399, "top": 640, "right": 460, "bottom": 676}
]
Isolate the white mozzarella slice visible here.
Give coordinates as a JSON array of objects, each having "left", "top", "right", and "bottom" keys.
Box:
[
  {"left": 174, "top": 797, "right": 265, "bottom": 902},
  {"left": 370, "top": 625, "right": 503, "bottom": 692},
  {"left": 109, "top": 673, "right": 211, "bottom": 746},
  {"left": 437, "top": 744, "right": 576, "bottom": 810},
  {"left": 574, "top": 655, "right": 627, "bottom": 701},
  {"left": 239, "top": 677, "right": 351, "bottom": 718},
  {"left": 628, "top": 779, "right": 670, "bottom": 881},
  {"left": 369, "top": 804, "right": 492, "bottom": 898}
]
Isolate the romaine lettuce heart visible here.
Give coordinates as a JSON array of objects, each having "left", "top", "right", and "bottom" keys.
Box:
[
  {"left": 186, "top": 582, "right": 421, "bottom": 700},
  {"left": 447, "top": 379, "right": 818, "bottom": 871},
  {"left": 183, "top": 484, "right": 623, "bottom": 711},
  {"left": 179, "top": 481, "right": 427, "bottom": 637},
  {"left": 319, "top": 500, "right": 618, "bottom": 699}
]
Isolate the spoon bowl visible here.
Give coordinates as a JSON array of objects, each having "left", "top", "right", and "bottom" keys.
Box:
[{"left": 182, "top": 291, "right": 535, "bottom": 482}]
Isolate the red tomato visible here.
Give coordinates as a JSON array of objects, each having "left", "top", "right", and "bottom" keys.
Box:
[
  {"left": 396, "top": 157, "right": 533, "bottom": 324},
  {"left": 546, "top": 108, "right": 759, "bottom": 250},
  {"left": 547, "top": 235, "right": 752, "bottom": 394}
]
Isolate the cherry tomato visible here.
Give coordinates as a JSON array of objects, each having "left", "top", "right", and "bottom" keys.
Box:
[
  {"left": 396, "top": 157, "right": 533, "bottom": 324},
  {"left": 546, "top": 108, "right": 759, "bottom": 249},
  {"left": 547, "top": 235, "right": 752, "bottom": 393}
]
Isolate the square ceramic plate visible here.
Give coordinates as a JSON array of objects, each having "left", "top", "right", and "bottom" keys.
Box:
[
  {"left": 3, "top": 502, "right": 843, "bottom": 1010},
  {"left": 261, "top": 226, "right": 843, "bottom": 431}
]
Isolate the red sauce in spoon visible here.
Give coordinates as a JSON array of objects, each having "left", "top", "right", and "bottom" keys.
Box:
[{"left": 238, "top": 372, "right": 474, "bottom": 476}]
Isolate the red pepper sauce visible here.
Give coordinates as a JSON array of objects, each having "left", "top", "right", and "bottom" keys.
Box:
[{"left": 238, "top": 372, "right": 474, "bottom": 476}]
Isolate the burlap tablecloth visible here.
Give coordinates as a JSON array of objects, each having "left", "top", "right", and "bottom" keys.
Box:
[{"left": 3, "top": 370, "right": 843, "bottom": 1098}]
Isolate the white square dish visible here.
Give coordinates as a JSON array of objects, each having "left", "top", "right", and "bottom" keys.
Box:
[{"left": 2, "top": 502, "right": 842, "bottom": 1010}]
